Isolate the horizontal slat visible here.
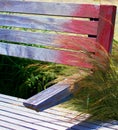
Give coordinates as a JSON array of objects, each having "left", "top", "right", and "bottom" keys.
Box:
[
  {"left": 0, "top": 120, "right": 31, "bottom": 130},
  {"left": 23, "top": 73, "right": 83, "bottom": 111},
  {"left": 0, "top": 98, "right": 78, "bottom": 121},
  {"left": 0, "top": 104, "right": 115, "bottom": 130},
  {"left": 0, "top": 101, "right": 91, "bottom": 130},
  {"left": 0, "top": 95, "right": 90, "bottom": 129},
  {"left": 0, "top": 29, "right": 96, "bottom": 52},
  {"left": 0, "top": 14, "right": 98, "bottom": 35},
  {"left": 23, "top": 82, "right": 71, "bottom": 111},
  {"left": 0, "top": 94, "right": 84, "bottom": 119},
  {"left": 0, "top": 94, "right": 117, "bottom": 130},
  {"left": 0, "top": 1, "right": 100, "bottom": 18},
  {"left": 0, "top": 42, "right": 93, "bottom": 68},
  {"left": 0, "top": 115, "right": 53, "bottom": 130},
  {"left": 0, "top": 126, "right": 12, "bottom": 130}
]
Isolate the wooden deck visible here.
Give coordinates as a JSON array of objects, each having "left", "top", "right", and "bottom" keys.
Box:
[{"left": 0, "top": 94, "right": 118, "bottom": 130}]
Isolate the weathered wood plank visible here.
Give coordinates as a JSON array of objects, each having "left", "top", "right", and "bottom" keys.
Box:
[
  {"left": 23, "top": 73, "right": 83, "bottom": 111},
  {"left": 0, "top": 100, "right": 105, "bottom": 130},
  {"left": 0, "top": 119, "right": 31, "bottom": 130},
  {"left": 0, "top": 14, "right": 98, "bottom": 35},
  {"left": 0, "top": 112, "right": 66, "bottom": 130},
  {"left": 0, "top": 42, "right": 93, "bottom": 68},
  {"left": 0, "top": 95, "right": 89, "bottom": 129},
  {"left": 0, "top": 1, "right": 100, "bottom": 18},
  {"left": 0, "top": 94, "right": 117, "bottom": 130},
  {"left": 96, "top": 5, "right": 116, "bottom": 52},
  {"left": 0, "top": 29, "right": 96, "bottom": 52},
  {"left": 0, "top": 126, "right": 13, "bottom": 130},
  {"left": 0, "top": 93, "right": 24, "bottom": 103},
  {"left": 23, "top": 82, "right": 71, "bottom": 111},
  {"left": 0, "top": 94, "right": 82, "bottom": 120},
  {"left": 0, "top": 101, "right": 75, "bottom": 122}
]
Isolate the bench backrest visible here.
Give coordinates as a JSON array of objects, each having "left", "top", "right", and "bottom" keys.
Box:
[{"left": 0, "top": 1, "right": 116, "bottom": 68}]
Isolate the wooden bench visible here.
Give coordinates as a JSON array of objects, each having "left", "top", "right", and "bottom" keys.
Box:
[{"left": 0, "top": 1, "right": 116, "bottom": 111}]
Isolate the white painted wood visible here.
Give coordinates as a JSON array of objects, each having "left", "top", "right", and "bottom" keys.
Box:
[
  {"left": 0, "top": 114, "right": 65, "bottom": 130},
  {"left": 0, "top": 93, "right": 24, "bottom": 102},
  {"left": 0, "top": 126, "right": 13, "bottom": 130},
  {"left": 0, "top": 94, "right": 117, "bottom": 130},
  {"left": 0, "top": 119, "right": 31, "bottom": 130}
]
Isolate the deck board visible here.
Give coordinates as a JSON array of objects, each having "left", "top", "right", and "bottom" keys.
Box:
[{"left": 0, "top": 94, "right": 117, "bottom": 130}]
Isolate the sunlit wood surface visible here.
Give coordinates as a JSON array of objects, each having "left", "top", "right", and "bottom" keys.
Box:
[
  {"left": 24, "top": 0, "right": 118, "bottom": 41},
  {"left": 0, "top": 94, "right": 118, "bottom": 130}
]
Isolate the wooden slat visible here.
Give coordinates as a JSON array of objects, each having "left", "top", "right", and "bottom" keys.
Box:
[
  {"left": 0, "top": 14, "right": 98, "bottom": 35},
  {"left": 0, "top": 94, "right": 117, "bottom": 130},
  {"left": 0, "top": 29, "right": 96, "bottom": 52},
  {"left": 96, "top": 5, "right": 117, "bottom": 52},
  {"left": 0, "top": 105, "right": 75, "bottom": 130},
  {"left": 23, "top": 73, "right": 84, "bottom": 112},
  {"left": 0, "top": 115, "right": 53, "bottom": 130},
  {"left": 0, "top": 95, "right": 90, "bottom": 130},
  {"left": 0, "top": 42, "right": 93, "bottom": 68},
  {"left": 23, "top": 82, "right": 71, "bottom": 111},
  {"left": 0, "top": 104, "right": 92, "bottom": 130},
  {"left": 0, "top": 98, "right": 77, "bottom": 121},
  {"left": 0, "top": 1, "right": 100, "bottom": 18},
  {"left": 0, "top": 126, "right": 13, "bottom": 130},
  {"left": 0, "top": 93, "right": 84, "bottom": 119},
  {"left": 0, "top": 120, "right": 31, "bottom": 130},
  {"left": 0, "top": 111, "right": 67, "bottom": 130}
]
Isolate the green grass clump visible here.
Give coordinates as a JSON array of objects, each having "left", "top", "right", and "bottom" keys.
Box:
[
  {"left": 0, "top": 55, "right": 71, "bottom": 98},
  {"left": 63, "top": 40, "right": 118, "bottom": 121}
]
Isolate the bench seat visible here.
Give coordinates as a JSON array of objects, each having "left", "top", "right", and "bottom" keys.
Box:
[{"left": 0, "top": 94, "right": 118, "bottom": 130}]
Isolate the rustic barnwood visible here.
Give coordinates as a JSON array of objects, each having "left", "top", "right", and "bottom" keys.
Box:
[{"left": 0, "top": 1, "right": 116, "bottom": 112}]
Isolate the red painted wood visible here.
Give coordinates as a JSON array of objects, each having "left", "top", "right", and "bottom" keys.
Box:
[
  {"left": 63, "top": 20, "right": 98, "bottom": 35},
  {"left": 73, "top": 4, "right": 100, "bottom": 18},
  {"left": 55, "top": 35, "right": 96, "bottom": 52},
  {"left": 96, "top": 5, "right": 116, "bottom": 52}
]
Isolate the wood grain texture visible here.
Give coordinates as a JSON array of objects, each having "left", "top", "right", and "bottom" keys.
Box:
[
  {"left": 0, "top": 94, "right": 117, "bottom": 130},
  {"left": 0, "top": 1, "right": 99, "bottom": 18},
  {"left": 23, "top": 82, "right": 71, "bottom": 111},
  {"left": 96, "top": 5, "right": 117, "bottom": 52},
  {"left": 0, "top": 29, "right": 96, "bottom": 52},
  {"left": 23, "top": 73, "right": 84, "bottom": 111},
  {"left": 0, "top": 1, "right": 117, "bottom": 113},
  {"left": 0, "top": 14, "right": 98, "bottom": 35},
  {"left": 0, "top": 42, "right": 93, "bottom": 68}
]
